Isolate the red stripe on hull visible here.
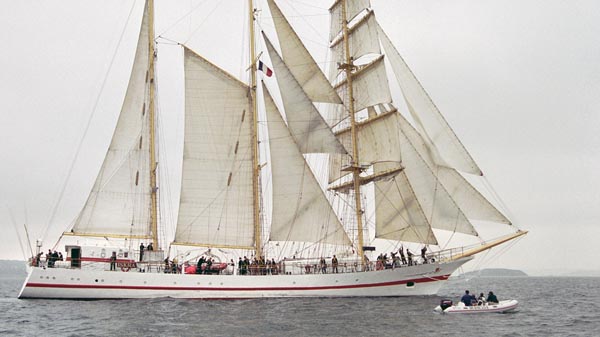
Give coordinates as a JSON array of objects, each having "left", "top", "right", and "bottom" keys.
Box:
[{"left": 25, "top": 274, "right": 450, "bottom": 292}]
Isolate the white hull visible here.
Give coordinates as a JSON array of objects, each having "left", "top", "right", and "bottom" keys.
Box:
[
  {"left": 19, "top": 258, "right": 470, "bottom": 299},
  {"left": 435, "top": 300, "right": 519, "bottom": 314}
]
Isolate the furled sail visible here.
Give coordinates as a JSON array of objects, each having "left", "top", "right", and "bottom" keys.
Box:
[
  {"left": 377, "top": 22, "right": 482, "bottom": 175},
  {"left": 71, "top": 5, "right": 152, "bottom": 238},
  {"left": 173, "top": 47, "right": 255, "bottom": 248},
  {"left": 263, "top": 84, "right": 351, "bottom": 245},
  {"left": 263, "top": 33, "right": 347, "bottom": 154},
  {"left": 266, "top": 0, "right": 341, "bottom": 104}
]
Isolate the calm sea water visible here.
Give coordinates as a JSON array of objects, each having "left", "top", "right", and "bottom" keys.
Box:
[{"left": 1, "top": 272, "right": 599, "bottom": 337}]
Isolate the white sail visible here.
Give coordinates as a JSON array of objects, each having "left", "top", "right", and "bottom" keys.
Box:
[
  {"left": 374, "top": 165, "right": 437, "bottom": 244},
  {"left": 263, "top": 33, "right": 347, "bottom": 154},
  {"left": 334, "top": 56, "right": 392, "bottom": 114},
  {"left": 377, "top": 22, "right": 482, "bottom": 175},
  {"left": 329, "top": 0, "right": 370, "bottom": 42},
  {"left": 397, "top": 114, "right": 510, "bottom": 224},
  {"left": 331, "top": 11, "right": 380, "bottom": 64},
  {"left": 71, "top": 5, "right": 152, "bottom": 238},
  {"left": 263, "top": 84, "right": 351, "bottom": 246},
  {"left": 397, "top": 122, "right": 477, "bottom": 236},
  {"left": 335, "top": 110, "right": 402, "bottom": 167},
  {"left": 267, "top": 0, "right": 341, "bottom": 104},
  {"left": 173, "top": 48, "right": 254, "bottom": 248}
]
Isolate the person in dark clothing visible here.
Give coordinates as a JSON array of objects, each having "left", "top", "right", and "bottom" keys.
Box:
[
  {"left": 461, "top": 290, "right": 476, "bottom": 306},
  {"left": 147, "top": 242, "right": 153, "bottom": 251},
  {"left": 406, "top": 249, "right": 413, "bottom": 266},
  {"left": 331, "top": 255, "right": 339, "bottom": 273},
  {"left": 399, "top": 247, "right": 407, "bottom": 265},
  {"left": 52, "top": 251, "right": 59, "bottom": 266},
  {"left": 110, "top": 252, "right": 117, "bottom": 271},
  {"left": 196, "top": 256, "right": 205, "bottom": 274},
  {"left": 421, "top": 246, "right": 427, "bottom": 264},
  {"left": 487, "top": 291, "right": 498, "bottom": 304},
  {"left": 139, "top": 243, "right": 145, "bottom": 262}
]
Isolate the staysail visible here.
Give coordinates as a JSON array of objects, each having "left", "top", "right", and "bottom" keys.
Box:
[
  {"left": 263, "top": 33, "right": 347, "bottom": 155},
  {"left": 266, "top": 0, "right": 341, "bottom": 104},
  {"left": 263, "top": 83, "right": 351, "bottom": 245},
  {"left": 377, "top": 22, "right": 482, "bottom": 175}
]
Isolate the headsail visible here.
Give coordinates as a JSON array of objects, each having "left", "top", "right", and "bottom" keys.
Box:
[
  {"left": 377, "top": 22, "right": 482, "bottom": 175},
  {"left": 263, "top": 83, "right": 351, "bottom": 245},
  {"left": 70, "top": 4, "right": 152, "bottom": 238},
  {"left": 173, "top": 47, "right": 255, "bottom": 249},
  {"left": 396, "top": 114, "right": 510, "bottom": 224}
]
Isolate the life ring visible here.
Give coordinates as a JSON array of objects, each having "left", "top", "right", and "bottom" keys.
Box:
[{"left": 121, "top": 266, "right": 131, "bottom": 272}]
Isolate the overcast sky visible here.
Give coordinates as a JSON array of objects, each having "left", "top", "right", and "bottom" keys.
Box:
[{"left": 1, "top": 0, "right": 599, "bottom": 276}]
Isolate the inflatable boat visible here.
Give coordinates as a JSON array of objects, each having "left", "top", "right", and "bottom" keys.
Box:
[{"left": 434, "top": 299, "right": 518, "bottom": 314}]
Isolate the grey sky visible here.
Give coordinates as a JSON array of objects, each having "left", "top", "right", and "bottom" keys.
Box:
[{"left": 1, "top": 0, "right": 599, "bottom": 276}]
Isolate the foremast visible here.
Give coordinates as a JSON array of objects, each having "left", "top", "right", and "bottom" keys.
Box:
[
  {"left": 248, "top": 0, "right": 262, "bottom": 258},
  {"left": 340, "top": 0, "right": 366, "bottom": 262},
  {"left": 148, "top": 0, "right": 159, "bottom": 250}
]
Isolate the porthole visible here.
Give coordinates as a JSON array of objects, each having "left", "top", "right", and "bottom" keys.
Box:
[{"left": 406, "top": 281, "right": 415, "bottom": 288}]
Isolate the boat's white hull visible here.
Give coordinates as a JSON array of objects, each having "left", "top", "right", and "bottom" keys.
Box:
[
  {"left": 434, "top": 300, "right": 519, "bottom": 314},
  {"left": 19, "top": 258, "right": 470, "bottom": 299}
]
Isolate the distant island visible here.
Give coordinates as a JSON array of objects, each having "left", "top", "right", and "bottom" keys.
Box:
[{"left": 460, "top": 268, "right": 528, "bottom": 277}]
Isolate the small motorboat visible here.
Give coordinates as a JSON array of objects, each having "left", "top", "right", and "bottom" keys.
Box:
[{"left": 434, "top": 299, "right": 519, "bottom": 314}]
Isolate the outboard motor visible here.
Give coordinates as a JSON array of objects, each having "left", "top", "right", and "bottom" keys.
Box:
[{"left": 440, "top": 299, "right": 453, "bottom": 311}]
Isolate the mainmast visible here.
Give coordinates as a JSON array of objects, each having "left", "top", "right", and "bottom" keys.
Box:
[
  {"left": 341, "top": 0, "right": 365, "bottom": 261},
  {"left": 248, "top": 0, "right": 262, "bottom": 258},
  {"left": 148, "top": 0, "right": 159, "bottom": 249}
]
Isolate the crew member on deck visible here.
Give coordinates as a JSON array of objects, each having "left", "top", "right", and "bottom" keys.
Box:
[
  {"left": 332, "top": 255, "right": 339, "bottom": 273},
  {"left": 110, "top": 252, "right": 117, "bottom": 271},
  {"left": 139, "top": 243, "right": 145, "bottom": 262}
]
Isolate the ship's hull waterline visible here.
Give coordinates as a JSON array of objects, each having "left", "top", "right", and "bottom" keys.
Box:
[{"left": 18, "top": 258, "right": 470, "bottom": 299}]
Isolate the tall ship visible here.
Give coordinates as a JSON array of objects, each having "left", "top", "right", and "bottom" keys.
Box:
[{"left": 19, "top": 0, "right": 526, "bottom": 299}]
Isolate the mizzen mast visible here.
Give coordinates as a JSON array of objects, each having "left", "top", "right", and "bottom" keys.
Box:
[
  {"left": 148, "top": 0, "right": 159, "bottom": 249},
  {"left": 248, "top": 0, "right": 262, "bottom": 258}
]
